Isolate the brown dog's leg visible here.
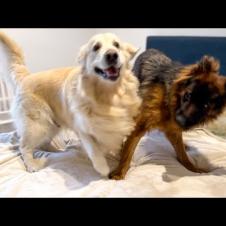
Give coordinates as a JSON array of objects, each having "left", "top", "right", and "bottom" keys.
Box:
[
  {"left": 164, "top": 130, "right": 207, "bottom": 173},
  {"left": 109, "top": 128, "right": 145, "bottom": 180}
]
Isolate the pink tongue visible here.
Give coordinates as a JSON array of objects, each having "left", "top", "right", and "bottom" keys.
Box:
[{"left": 106, "top": 66, "right": 117, "bottom": 75}]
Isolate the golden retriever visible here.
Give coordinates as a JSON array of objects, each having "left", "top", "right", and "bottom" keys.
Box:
[{"left": 0, "top": 31, "right": 142, "bottom": 176}]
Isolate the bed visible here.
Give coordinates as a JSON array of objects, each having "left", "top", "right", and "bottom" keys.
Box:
[{"left": 1, "top": 36, "right": 226, "bottom": 197}]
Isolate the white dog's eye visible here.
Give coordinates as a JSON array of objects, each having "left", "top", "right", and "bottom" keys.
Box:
[
  {"left": 93, "top": 43, "right": 101, "bottom": 52},
  {"left": 113, "top": 41, "right": 120, "bottom": 49}
]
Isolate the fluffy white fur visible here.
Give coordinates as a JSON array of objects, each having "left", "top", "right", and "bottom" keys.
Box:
[{"left": 0, "top": 32, "right": 142, "bottom": 176}]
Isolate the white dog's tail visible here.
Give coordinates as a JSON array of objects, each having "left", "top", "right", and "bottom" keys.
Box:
[{"left": 0, "top": 31, "right": 29, "bottom": 91}]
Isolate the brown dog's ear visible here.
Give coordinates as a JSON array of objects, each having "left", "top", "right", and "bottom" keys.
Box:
[{"left": 192, "top": 55, "right": 220, "bottom": 74}]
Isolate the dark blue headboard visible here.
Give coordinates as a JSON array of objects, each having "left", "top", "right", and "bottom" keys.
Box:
[{"left": 146, "top": 36, "right": 226, "bottom": 75}]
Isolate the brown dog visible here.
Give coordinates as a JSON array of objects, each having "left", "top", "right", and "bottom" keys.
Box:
[{"left": 109, "top": 49, "right": 226, "bottom": 180}]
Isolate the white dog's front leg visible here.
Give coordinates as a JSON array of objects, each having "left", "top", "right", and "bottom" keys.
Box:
[{"left": 79, "top": 134, "right": 110, "bottom": 177}]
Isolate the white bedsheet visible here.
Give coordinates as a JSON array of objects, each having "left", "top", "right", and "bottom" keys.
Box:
[{"left": 1, "top": 127, "right": 226, "bottom": 197}]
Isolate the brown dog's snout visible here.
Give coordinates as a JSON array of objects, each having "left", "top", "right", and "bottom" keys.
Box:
[{"left": 105, "top": 50, "right": 118, "bottom": 65}]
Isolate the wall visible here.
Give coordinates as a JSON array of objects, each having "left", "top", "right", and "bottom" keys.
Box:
[
  {"left": 1, "top": 29, "right": 226, "bottom": 72},
  {"left": 94, "top": 29, "right": 226, "bottom": 58},
  {"left": 148, "top": 29, "right": 226, "bottom": 36},
  {"left": 1, "top": 29, "right": 96, "bottom": 72}
]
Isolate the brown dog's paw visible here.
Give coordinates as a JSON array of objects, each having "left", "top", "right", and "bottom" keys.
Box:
[
  {"left": 194, "top": 169, "right": 210, "bottom": 173},
  {"left": 185, "top": 163, "right": 209, "bottom": 173},
  {"left": 110, "top": 174, "right": 125, "bottom": 180},
  {"left": 191, "top": 167, "right": 209, "bottom": 173},
  {"left": 178, "top": 158, "right": 209, "bottom": 173},
  {"left": 109, "top": 170, "right": 126, "bottom": 180}
]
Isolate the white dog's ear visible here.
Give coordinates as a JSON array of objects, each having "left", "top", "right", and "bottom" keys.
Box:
[
  {"left": 124, "top": 43, "right": 139, "bottom": 60},
  {"left": 78, "top": 44, "right": 88, "bottom": 65}
]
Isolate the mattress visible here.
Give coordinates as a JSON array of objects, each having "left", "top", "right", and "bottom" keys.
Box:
[{"left": 1, "top": 121, "right": 226, "bottom": 197}]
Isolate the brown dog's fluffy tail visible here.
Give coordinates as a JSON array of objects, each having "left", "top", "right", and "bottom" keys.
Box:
[{"left": 0, "top": 31, "right": 29, "bottom": 91}]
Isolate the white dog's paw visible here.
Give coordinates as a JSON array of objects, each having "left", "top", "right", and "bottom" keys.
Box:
[
  {"left": 24, "top": 158, "right": 47, "bottom": 173},
  {"left": 93, "top": 158, "right": 110, "bottom": 177}
]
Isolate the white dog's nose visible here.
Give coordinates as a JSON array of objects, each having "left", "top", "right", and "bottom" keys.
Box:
[{"left": 105, "top": 50, "right": 118, "bottom": 65}]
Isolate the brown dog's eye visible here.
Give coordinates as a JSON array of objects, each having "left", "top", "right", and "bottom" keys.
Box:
[
  {"left": 113, "top": 41, "right": 120, "bottom": 48},
  {"left": 93, "top": 43, "right": 101, "bottom": 52},
  {"left": 204, "top": 103, "right": 210, "bottom": 109},
  {"left": 183, "top": 92, "right": 191, "bottom": 102}
]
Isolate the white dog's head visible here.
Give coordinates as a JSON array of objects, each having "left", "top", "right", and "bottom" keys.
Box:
[{"left": 78, "top": 33, "right": 138, "bottom": 82}]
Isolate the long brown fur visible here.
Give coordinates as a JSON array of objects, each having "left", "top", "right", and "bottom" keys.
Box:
[{"left": 109, "top": 49, "right": 226, "bottom": 180}]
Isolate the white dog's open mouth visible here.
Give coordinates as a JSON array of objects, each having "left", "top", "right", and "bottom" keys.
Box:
[{"left": 94, "top": 66, "right": 120, "bottom": 81}]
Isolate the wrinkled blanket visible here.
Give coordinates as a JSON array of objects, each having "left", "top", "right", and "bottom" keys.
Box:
[{"left": 1, "top": 127, "right": 226, "bottom": 197}]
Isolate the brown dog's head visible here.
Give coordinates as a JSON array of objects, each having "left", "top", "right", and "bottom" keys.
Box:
[{"left": 173, "top": 56, "right": 226, "bottom": 130}]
